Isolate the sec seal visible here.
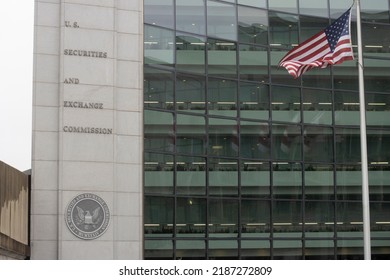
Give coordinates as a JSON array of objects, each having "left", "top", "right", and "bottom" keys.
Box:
[{"left": 65, "top": 193, "right": 110, "bottom": 240}]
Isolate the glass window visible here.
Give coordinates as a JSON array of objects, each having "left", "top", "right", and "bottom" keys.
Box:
[
  {"left": 371, "top": 202, "right": 390, "bottom": 233},
  {"left": 303, "top": 126, "right": 333, "bottom": 163},
  {"left": 300, "top": 15, "right": 329, "bottom": 42},
  {"left": 144, "top": 0, "right": 174, "bottom": 29},
  {"left": 208, "top": 118, "right": 239, "bottom": 157},
  {"left": 144, "top": 196, "right": 174, "bottom": 236},
  {"left": 272, "top": 162, "right": 302, "bottom": 199},
  {"left": 144, "top": 240, "right": 173, "bottom": 259},
  {"left": 336, "top": 164, "right": 362, "bottom": 201},
  {"left": 207, "top": 0, "right": 237, "bottom": 41},
  {"left": 271, "top": 86, "right": 301, "bottom": 123},
  {"left": 241, "top": 240, "right": 270, "bottom": 259},
  {"left": 269, "top": 0, "right": 298, "bottom": 14},
  {"left": 273, "top": 240, "right": 303, "bottom": 259},
  {"left": 335, "top": 127, "right": 361, "bottom": 163},
  {"left": 305, "top": 201, "right": 335, "bottom": 238},
  {"left": 208, "top": 78, "right": 237, "bottom": 117},
  {"left": 302, "top": 89, "right": 332, "bottom": 125},
  {"left": 361, "top": 0, "right": 390, "bottom": 23},
  {"left": 366, "top": 94, "right": 390, "bottom": 126},
  {"left": 176, "top": 74, "right": 206, "bottom": 112},
  {"left": 209, "top": 158, "right": 238, "bottom": 196},
  {"left": 241, "top": 200, "right": 270, "bottom": 238},
  {"left": 367, "top": 128, "right": 390, "bottom": 164},
  {"left": 238, "top": 0, "right": 267, "bottom": 8},
  {"left": 144, "top": 110, "right": 174, "bottom": 152},
  {"left": 207, "top": 39, "right": 237, "bottom": 78},
  {"left": 144, "top": 25, "right": 174, "bottom": 67},
  {"left": 176, "top": 156, "right": 206, "bottom": 195},
  {"left": 176, "top": 240, "right": 206, "bottom": 259},
  {"left": 208, "top": 199, "right": 238, "bottom": 236},
  {"left": 176, "top": 33, "right": 206, "bottom": 74},
  {"left": 305, "top": 240, "right": 335, "bottom": 260},
  {"left": 336, "top": 202, "right": 364, "bottom": 236},
  {"left": 299, "top": 0, "right": 329, "bottom": 18},
  {"left": 239, "top": 44, "right": 269, "bottom": 83},
  {"left": 364, "top": 57, "right": 390, "bottom": 94},
  {"left": 144, "top": 153, "right": 174, "bottom": 194},
  {"left": 241, "top": 161, "right": 270, "bottom": 197},
  {"left": 330, "top": 0, "right": 355, "bottom": 19},
  {"left": 334, "top": 91, "right": 360, "bottom": 126},
  {"left": 273, "top": 200, "right": 302, "bottom": 238},
  {"left": 240, "top": 120, "right": 270, "bottom": 159},
  {"left": 269, "top": 12, "right": 299, "bottom": 48},
  {"left": 238, "top": 6, "right": 268, "bottom": 45},
  {"left": 209, "top": 240, "right": 238, "bottom": 259},
  {"left": 304, "top": 164, "right": 334, "bottom": 200},
  {"left": 176, "top": 114, "right": 206, "bottom": 155},
  {"left": 176, "top": 198, "right": 206, "bottom": 236},
  {"left": 239, "top": 82, "right": 269, "bottom": 121},
  {"left": 336, "top": 239, "right": 363, "bottom": 260},
  {"left": 272, "top": 124, "right": 302, "bottom": 161},
  {"left": 363, "top": 23, "right": 390, "bottom": 54},
  {"left": 144, "top": 67, "right": 174, "bottom": 110},
  {"left": 176, "top": 0, "right": 206, "bottom": 35}
]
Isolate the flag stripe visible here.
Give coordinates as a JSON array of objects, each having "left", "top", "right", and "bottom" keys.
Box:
[{"left": 279, "top": 8, "right": 354, "bottom": 78}]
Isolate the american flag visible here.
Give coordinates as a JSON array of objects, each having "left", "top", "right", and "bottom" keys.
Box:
[{"left": 279, "top": 8, "right": 354, "bottom": 78}]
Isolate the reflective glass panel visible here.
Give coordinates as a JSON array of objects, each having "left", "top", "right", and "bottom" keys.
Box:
[
  {"left": 239, "top": 44, "right": 269, "bottom": 83},
  {"left": 273, "top": 240, "right": 303, "bottom": 259},
  {"left": 144, "top": 196, "right": 174, "bottom": 237},
  {"left": 273, "top": 200, "right": 302, "bottom": 238},
  {"left": 336, "top": 202, "right": 364, "bottom": 236},
  {"left": 176, "top": 156, "right": 206, "bottom": 195},
  {"left": 209, "top": 158, "right": 238, "bottom": 196},
  {"left": 335, "top": 127, "right": 361, "bottom": 163},
  {"left": 271, "top": 86, "right": 301, "bottom": 123},
  {"left": 208, "top": 78, "right": 237, "bottom": 117},
  {"left": 305, "top": 201, "right": 335, "bottom": 238},
  {"left": 272, "top": 162, "right": 302, "bottom": 199},
  {"left": 176, "top": 33, "right": 206, "bottom": 74},
  {"left": 272, "top": 124, "right": 302, "bottom": 161},
  {"left": 176, "top": 74, "right": 206, "bottom": 112},
  {"left": 238, "top": 6, "right": 268, "bottom": 45},
  {"left": 336, "top": 164, "right": 362, "bottom": 201},
  {"left": 303, "top": 126, "right": 333, "bottom": 163},
  {"left": 238, "top": 0, "right": 267, "bottom": 8},
  {"left": 302, "top": 89, "right": 332, "bottom": 125},
  {"left": 240, "top": 120, "right": 270, "bottom": 159},
  {"left": 241, "top": 200, "right": 270, "bottom": 238},
  {"left": 269, "top": 0, "right": 298, "bottom": 13},
  {"left": 361, "top": 0, "right": 390, "bottom": 23},
  {"left": 241, "top": 240, "right": 270, "bottom": 259},
  {"left": 207, "top": 1, "right": 237, "bottom": 41},
  {"left": 144, "top": 153, "right": 174, "bottom": 194},
  {"left": 239, "top": 82, "right": 269, "bottom": 121},
  {"left": 144, "top": 0, "right": 174, "bottom": 29},
  {"left": 269, "top": 12, "right": 299, "bottom": 48},
  {"left": 209, "top": 240, "right": 238, "bottom": 259},
  {"left": 241, "top": 161, "right": 270, "bottom": 198},
  {"left": 176, "top": 240, "right": 206, "bottom": 259},
  {"left": 208, "top": 199, "right": 238, "bottom": 237},
  {"left": 208, "top": 118, "right": 239, "bottom": 157},
  {"left": 176, "top": 198, "right": 206, "bottom": 236},
  {"left": 334, "top": 90, "right": 360, "bottom": 126},
  {"left": 305, "top": 240, "right": 335, "bottom": 260},
  {"left": 144, "top": 67, "right": 174, "bottom": 110},
  {"left": 176, "top": 114, "right": 206, "bottom": 155},
  {"left": 144, "top": 25, "right": 174, "bottom": 67},
  {"left": 364, "top": 57, "right": 390, "bottom": 94},
  {"left": 366, "top": 94, "right": 390, "bottom": 126},
  {"left": 144, "top": 240, "right": 173, "bottom": 259},
  {"left": 176, "top": 0, "right": 206, "bottom": 35},
  {"left": 144, "top": 110, "right": 174, "bottom": 152},
  {"left": 304, "top": 164, "right": 334, "bottom": 200},
  {"left": 207, "top": 39, "right": 237, "bottom": 78},
  {"left": 299, "top": 0, "right": 328, "bottom": 18}
]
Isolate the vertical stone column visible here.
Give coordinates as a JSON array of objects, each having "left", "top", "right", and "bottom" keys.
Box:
[{"left": 31, "top": 0, "right": 143, "bottom": 259}]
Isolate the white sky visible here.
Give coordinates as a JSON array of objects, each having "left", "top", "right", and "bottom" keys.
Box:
[{"left": 0, "top": 2, "right": 34, "bottom": 171}]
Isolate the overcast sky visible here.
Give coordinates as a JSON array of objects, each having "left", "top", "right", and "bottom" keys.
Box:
[{"left": 0, "top": 2, "right": 34, "bottom": 171}]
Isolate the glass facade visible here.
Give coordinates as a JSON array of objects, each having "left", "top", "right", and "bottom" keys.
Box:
[{"left": 143, "top": 0, "right": 390, "bottom": 259}]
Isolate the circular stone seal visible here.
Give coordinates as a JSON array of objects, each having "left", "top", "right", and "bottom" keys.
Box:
[{"left": 65, "top": 193, "right": 110, "bottom": 240}]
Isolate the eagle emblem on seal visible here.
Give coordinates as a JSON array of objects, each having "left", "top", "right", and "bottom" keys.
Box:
[{"left": 74, "top": 206, "right": 103, "bottom": 230}]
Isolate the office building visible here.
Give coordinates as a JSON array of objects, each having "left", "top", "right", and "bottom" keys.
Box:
[{"left": 32, "top": 0, "right": 390, "bottom": 259}]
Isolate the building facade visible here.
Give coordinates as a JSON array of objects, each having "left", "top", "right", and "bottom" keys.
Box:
[{"left": 32, "top": 0, "right": 390, "bottom": 259}]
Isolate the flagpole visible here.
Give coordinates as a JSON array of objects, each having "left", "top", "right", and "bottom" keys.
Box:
[{"left": 355, "top": 0, "right": 371, "bottom": 260}]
